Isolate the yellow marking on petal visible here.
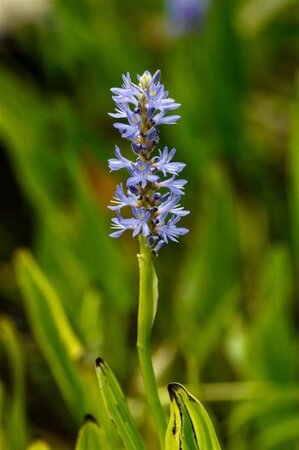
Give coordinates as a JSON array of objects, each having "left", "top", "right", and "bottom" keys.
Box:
[{"left": 150, "top": 90, "right": 157, "bottom": 96}]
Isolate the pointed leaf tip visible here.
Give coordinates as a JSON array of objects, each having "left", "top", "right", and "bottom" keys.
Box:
[
  {"left": 83, "top": 414, "right": 97, "bottom": 424},
  {"left": 95, "top": 357, "right": 104, "bottom": 367},
  {"left": 168, "top": 382, "right": 185, "bottom": 399}
]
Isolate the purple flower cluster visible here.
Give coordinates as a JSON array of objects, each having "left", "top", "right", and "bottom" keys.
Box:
[{"left": 108, "top": 70, "right": 189, "bottom": 255}]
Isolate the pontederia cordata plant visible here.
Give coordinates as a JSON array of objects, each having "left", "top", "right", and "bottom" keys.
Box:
[{"left": 93, "top": 70, "right": 221, "bottom": 450}]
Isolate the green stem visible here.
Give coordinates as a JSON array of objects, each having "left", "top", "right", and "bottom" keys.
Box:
[{"left": 137, "top": 235, "right": 167, "bottom": 449}]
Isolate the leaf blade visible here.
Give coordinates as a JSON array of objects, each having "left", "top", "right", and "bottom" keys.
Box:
[
  {"left": 167, "top": 383, "right": 221, "bottom": 450},
  {"left": 75, "top": 416, "right": 105, "bottom": 450},
  {"left": 95, "top": 358, "right": 146, "bottom": 450}
]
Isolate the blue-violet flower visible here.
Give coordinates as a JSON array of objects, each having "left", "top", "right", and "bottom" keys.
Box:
[{"left": 108, "top": 70, "right": 189, "bottom": 255}]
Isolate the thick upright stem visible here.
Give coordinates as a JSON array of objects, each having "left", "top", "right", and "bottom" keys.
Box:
[{"left": 137, "top": 235, "right": 166, "bottom": 449}]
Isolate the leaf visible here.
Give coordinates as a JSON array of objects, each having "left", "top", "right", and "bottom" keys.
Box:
[
  {"left": 166, "top": 383, "right": 221, "bottom": 450},
  {"left": 247, "top": 246, "right": 295, "bottom": 383},
  {"left": 15, "top": 250, "right": 86, "bottom": 421},
  {"left": 200, "top": 0, "right": 245, "bottom": 159},
  {"left": 16, "top": 250, "right": 84, "bottom": 361},
  {"left": 165, "top": 384, "right": 183, "bottom": 450},
  {"left": 75, "top": 415, "right": 105, "bottom": 450},
  {"left": 26, "top": 439, "right": 52, "bottom": 450},
  {"left": 15, "top": 246, "right": 119, "bottom": 447},
  {"left": 253, "top": 415, "right": 299, "bottom": 449},
  {"left": 237, "top": 0, "right": 294, "bottom": 37},
  {"left": 165, "top": 384, "right": 197, "bottom": 450},
  {"left": 174, "top": 165, "right": 239, "bottom": 385},
  {"left": 95, "top": 358, "right": 146, "bottom": 450},
  {"left": 79, "top": 289, "right": 103, "bottom": 351},
  {"left": 0, "top": 318, "right": 27, "bottom": 450},
  {"left": 0, "top": 381, "right": 5, "bottom": 450}
]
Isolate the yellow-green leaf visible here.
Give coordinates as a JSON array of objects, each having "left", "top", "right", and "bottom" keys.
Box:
[
  {"left": 166, "top": 383, "right": 221, "bottom": 450},
  {"left": 75, "top": 415, "right": 105, "bottom": 450},
  {"left": 26, "top": 439, "right": 52, "bottom": 450},
  {"left": 15, "top": 250, "right": 86, "bottom": 420},
  {"left": 95, "top": 358, "right": 146, "bottom": 450}
]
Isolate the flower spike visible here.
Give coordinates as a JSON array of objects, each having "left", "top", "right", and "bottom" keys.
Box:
[{"left": 108, "top": 70, "right": 189, "bottom": 255}]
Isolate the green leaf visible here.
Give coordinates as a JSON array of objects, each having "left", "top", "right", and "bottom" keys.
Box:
[
  {"left": 0, "top": 318, "right": 27, "bottom": 450},
  {"left": 253, "top": 415, "right": 299, "bottom": 449},
  {"left": 95, "top": 358, "right": 146, "bottom": 450},
  {"left": 174, "top": 165, "right": 239, "bottom": 386},
  {"left": 237, "top": 0, "right": 294, "bottom": 36},
  {"left": 14, "top": 250, "right": 86, "bottom": 421},
  {"left": 26, "top": 439, "right": 52, "bottom": 450},
  {"left": 166, "top": 383, "right": 221, "bottom": 450},
  {"left": 15, "top": 250, "right": 120, "bottom": 446},
  {"left": 16, "top": 250, "right": 84, "bottom": 361},
  {"left": 0, "top": 381, "right": 5, "bottom": 450},
  {"left": 75, "top": 415, "right": 105, "bottom": 450},
  {"left": 165, "top": 384, "right": 197, "bottom": 450},
  {"left": 247, "top": 246, "right": 295, "bottom": 383},
  {"left": 165, "top": 384, "right": 184, "bottom": 450},
  {"left": 200, "top": 0, "right": 245, "bottom": 159},
  {"left": 79, "top": 289, "right": 103, "bottom": 351}
]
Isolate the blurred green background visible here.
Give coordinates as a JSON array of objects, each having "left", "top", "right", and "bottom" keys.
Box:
[{"left": 0, "top": 0, "right": 299, "bottom": 449}]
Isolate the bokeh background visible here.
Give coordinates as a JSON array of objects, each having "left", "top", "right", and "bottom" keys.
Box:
[{"left": 0, "top": 0, "right": 299, "bottom": 449}]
